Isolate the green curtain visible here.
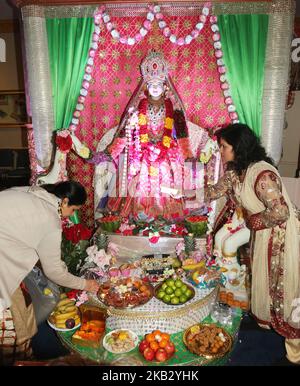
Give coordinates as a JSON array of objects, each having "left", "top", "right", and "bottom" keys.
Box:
[
  {"left": 46, "top": 17, "right": 94, "bottom": 131},
  {"left": 218, "top": 15, "right": 269, "bottom": 137}
]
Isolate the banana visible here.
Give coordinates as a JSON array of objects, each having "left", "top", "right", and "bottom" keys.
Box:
[
  {"left": 63, "top": 305, "right": 77, "bottom": 312},
  {"left": 56, "top": 298, "right": 75, "bottom": 308},
  {"left": 57, "top": 302, "right": 76, "bottom": 313},
  {"left": 182, "top": 261, "right": 206, "bottom": 271},
  {"left": 55, "top": 310, "right": 78, "bottom": 321},
  {"left": 55, "top": 315, "right": 80, "bottom": 329}
]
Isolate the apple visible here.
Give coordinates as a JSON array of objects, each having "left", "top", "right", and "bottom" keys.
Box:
[
  {"left": 155, "top": 348, "right": 168, "bottom": 362},
  {"left": 143, "top": 347, "right": 155, "bottom": 361},
  {"left": 139, "top": 339, "right": 149, "bottom": 353},
  {"left": 164, "top": 342, "right": 175, "bottom": 357}
]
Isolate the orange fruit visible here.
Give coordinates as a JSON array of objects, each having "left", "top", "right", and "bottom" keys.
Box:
[
  {"left": 150, "top": 341, "right": 159, "bottom": 351},
  {"left": 152, "top": 330, "right": 161, "bottom": 336},
  {"left": 160, "top": 333, "right": 170, "bottom": 341},
  {"left": 159, "top": 339, "right": 168, "bottom": 348},
  {"left": 145, "top": 333, "right": 155, "bottom": 343},
  {"left": 139, "top": 285, "right": 148, "bottom": 293}
]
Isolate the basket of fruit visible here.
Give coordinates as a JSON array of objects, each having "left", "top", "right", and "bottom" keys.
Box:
[
  {"left": 139, "top": 330, "right": 176, "bottom": 363},
  {"left": 97, "top": 215, "right": 121, "bottom": 233},
  {"left": 184, "top": 216, "right": 208, "bottom": 236},
  {"left": 154, "top": 278, "right": 195, "bottom": 305}
]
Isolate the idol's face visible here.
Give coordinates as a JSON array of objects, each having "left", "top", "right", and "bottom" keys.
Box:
[{"left": 147, "top": 81, "right": 164, "bottom": 99}]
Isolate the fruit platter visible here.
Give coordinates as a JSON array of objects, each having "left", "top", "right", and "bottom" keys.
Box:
[
  {"left": 139, "top": 329, "right": 176, "bottom": 363},
  {"left": 97, "top": 215, "right": 121, "bottom": 233},
  {"left": 97, "top": 277, "right": 154, "bottom": 309},
  {"left": 72, "top": 305, "right": 106, "bottom": 348},
  {"left": 183, "top": 323, "right": 232, "bottom": 359},
  {"left": 103, "top": 329, "right": 139, "bottom": 354},
  {"left": 184, "top": 215, "right": 208, "bottom": 236},
  {"left": 154, "top": 277, "right": 195, "bottom": 305},
  {"left": 48, "top": 293, "right": 80, "bottom": 331}
]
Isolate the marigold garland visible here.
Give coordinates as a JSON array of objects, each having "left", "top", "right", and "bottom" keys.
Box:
[{"left": 138, "top": 98, "right": 174, "bottom": 150}]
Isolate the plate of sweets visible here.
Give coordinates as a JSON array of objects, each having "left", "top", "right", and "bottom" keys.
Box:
[
  {"left": 183, "top": 323, "right": 233, "bottom": 359},
  {"left": 103, "top": 329, "right": 139, "bottom": 354},
  {"left": 97, "top": 277, "right": 154, "bottom": 309}
]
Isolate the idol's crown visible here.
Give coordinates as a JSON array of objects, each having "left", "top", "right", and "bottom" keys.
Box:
[{"left": 141, "top": 51, "right": 168, "bottom": 84}]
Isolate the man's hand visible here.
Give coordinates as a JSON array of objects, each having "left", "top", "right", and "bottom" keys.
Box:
[{"left": 84, "top": 279, "right": 100, "bottom": 293}]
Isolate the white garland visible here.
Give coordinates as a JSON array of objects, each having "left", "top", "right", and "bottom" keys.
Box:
[{"left": 209, "top": 15, "right": 239, "bottom": 124}]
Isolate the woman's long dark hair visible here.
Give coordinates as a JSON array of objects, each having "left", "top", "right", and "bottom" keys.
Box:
[
  {"left": 41, "top": 180, "right": 87, "bottom": 206},
  {"left": 216, "top": 123, "right": 274, "bottom": 176}
]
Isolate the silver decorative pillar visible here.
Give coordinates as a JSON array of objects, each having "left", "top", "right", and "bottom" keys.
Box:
[
  {"left": 261, "top": 11, "right": 295, "bottom": 165},
  {"left": 22, "top": 5, "right": 54, "bottom": 169}
]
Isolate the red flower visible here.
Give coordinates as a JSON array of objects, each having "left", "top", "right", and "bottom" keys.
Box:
[
  {"left": 149, "top": 236, "right": 160, "bottom": 244},
  {"left": 63, "top": 223, "right": 92, "bottom": 244},
  {"left": 56, "top": 134, "right": 72, "bottom": 153},
  {"left": 66, "top": 289, "right": 81, "bottom": 299},
  {"left": 186, "top": 216, "right": 207, "bottom": 223},
  {"left": 123, "top": 229, "right": 133, "bottom": 236}
]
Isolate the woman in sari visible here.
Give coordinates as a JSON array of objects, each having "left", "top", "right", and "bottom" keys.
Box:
[{"left": 205, "top": 123, "right": 300, "bottom": 364}]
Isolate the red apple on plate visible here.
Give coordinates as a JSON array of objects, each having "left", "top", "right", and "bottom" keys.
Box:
[
  {"left": 139, "top": 339, "right": 149, "bottom": 353},
  {"left": 155, "top": 348, "right": 168, "bottom": 362},
  {"left": 164, "top": 342, "right": 175, "bottom": 357},
  {"left": 143, "top": 347, "right": 155, "bottom": 361}
]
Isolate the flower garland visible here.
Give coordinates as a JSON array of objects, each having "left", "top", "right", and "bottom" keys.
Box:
[
  {"left": 98, "top": 2, "right": 211, "bottom": 47},
  {"left": 56, "top": 129, "right": 72, "bottom": 153},
  {"left": 209, "top": 15, "right": 239, "bottom": 124},
  {"left": 138, "top": 98, "right": 174, "bottom": 151},
  {"left": 154, "top": 3, "right": 211, "bottom": 46}
]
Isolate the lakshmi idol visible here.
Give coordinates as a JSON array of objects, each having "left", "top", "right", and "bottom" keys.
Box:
[{"left": 93, "top": 51, "right": 212, "bottom": 221}]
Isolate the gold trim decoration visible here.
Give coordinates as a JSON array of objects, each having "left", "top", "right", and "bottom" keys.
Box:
[{"left": 19, "top": 1, "right": 295, "bottom": 19}]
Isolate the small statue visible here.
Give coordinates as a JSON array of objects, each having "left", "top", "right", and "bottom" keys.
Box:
[{"left": 214, "top": 207, "right": 250, "bottom": 291}]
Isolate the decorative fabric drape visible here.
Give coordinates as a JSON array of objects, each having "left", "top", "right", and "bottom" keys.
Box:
[
  {"left": 46, "top": 17, "right": 94, "bottom": 131},
  {"left": 218, "top": 14, "right": 269, "bottom": 137}
]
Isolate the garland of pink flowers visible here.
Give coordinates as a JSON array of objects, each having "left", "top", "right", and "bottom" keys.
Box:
[
  {"left": 209, "top": 15, "right": 239, "bottom": 124},
  {"left": 100, "top": 3, "right": 211, "bottom": 47}
]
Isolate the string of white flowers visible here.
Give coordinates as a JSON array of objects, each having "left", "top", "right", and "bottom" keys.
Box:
[
  {"left": 99, "top": 3, "right": 211, "bottom": 47},
  {"left": 153, "top": 2, "right": 211, "bottom": 46},
  {"left": 209, "top": 15, "right": 239, "bottom": 124}
]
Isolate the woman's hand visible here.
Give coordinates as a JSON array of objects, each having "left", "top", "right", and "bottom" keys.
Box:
[{"left": 84, "top": 279, "right": 100, "bottom": 293}]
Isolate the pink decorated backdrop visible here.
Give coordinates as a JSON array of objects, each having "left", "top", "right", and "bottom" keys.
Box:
[{"left": 67, "top": 12, "right": 231, "bottom": 226}]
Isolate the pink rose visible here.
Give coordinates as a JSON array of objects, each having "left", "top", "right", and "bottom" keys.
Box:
[
  {"left": 143, "top": 20, "right": 152, "bottom": 30},
  {"left": 177, "top": 37, "right": 185, "bottom": 46},
  {"left": 191, "top": 30, "right": 199, "bottom": 38},
  {"left": 215, "top": 49, "right": 223, "bottom": 59}
]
